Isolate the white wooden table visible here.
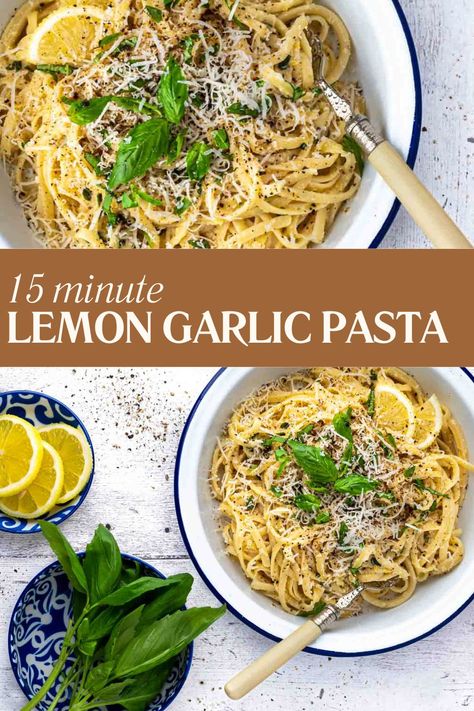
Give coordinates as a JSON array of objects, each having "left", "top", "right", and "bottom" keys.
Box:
[{"left": 0, "top": 366, "right": 473, "bottom": 711}]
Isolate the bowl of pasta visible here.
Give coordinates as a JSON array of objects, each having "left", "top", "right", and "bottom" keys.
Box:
[
  {"left": 175, "top": 367, "right": 474, "bottom": 655},
  {"left": 0, "top": 0, "right": 420, "bottom": 249}
]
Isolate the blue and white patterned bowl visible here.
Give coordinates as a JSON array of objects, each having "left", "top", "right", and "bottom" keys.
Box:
[
  {"left": 0, "top": 390, "right": 94, "bottom": 534},
  {"left": 8, "top": 554, "right": 193, "bottom": 711}
]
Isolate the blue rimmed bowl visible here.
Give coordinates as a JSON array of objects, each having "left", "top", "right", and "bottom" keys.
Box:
[
  {"left": 8, "top": 555, "right": 193, "bottom": 711},
  {"left": 0, "top": 390, "right": 94, "bottom": 534}
]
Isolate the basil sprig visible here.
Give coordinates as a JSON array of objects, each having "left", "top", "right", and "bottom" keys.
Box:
[
  {"left": 63, "top": 95, "right": 161, "bottom": 125},
  {"left": 288, "top": 440, "right": 339, "bottom": 484},
  {"left": 186, "top": 141, "right": 212, "bottom": 181},
  {"left": 108, "top": 118, "right": 170, "bottom": 190},
  {"left": 28, "top": 522, "right": 225, "bottom": 711},
  {"left": 158, "top": 56, "right": 188, "bottom": 124},
  {"left": 334, "top": 474, "right": 379, "bottom": 495}
]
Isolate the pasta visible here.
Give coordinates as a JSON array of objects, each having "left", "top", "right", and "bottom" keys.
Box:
[
  {"left": 0, "top": 0, "right": 364, "bottom": 248},
  {"left": 210, "top": 368, "right": 473, "bottom": 615}
]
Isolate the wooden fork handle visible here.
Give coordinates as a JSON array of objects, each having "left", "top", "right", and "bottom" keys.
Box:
[
  {"left": 224, "top": 620, "right": 322, "bottom": 700},
  {"left": 368, "top": 141, "right": 472, "bottom": 249}
]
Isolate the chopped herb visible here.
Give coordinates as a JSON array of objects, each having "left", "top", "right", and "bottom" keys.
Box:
[
  {"left": 274, "top": 448, "right": 287, "bottom": 461},
  {"left": 296, "top": 424, "right": 313, "bottom": 440},
  {"left": 297, "top": 600, "right": 326, "bottom": 617},
  {"left": 102, "top": 191, "right": 117, "bottom": 226},
  {"left": 315, "top": 511, "right": 330, "bottom": 524},
  {"left": 164, "top": 0, "right": 180, "bottom": 6},
  {"left": 289, "top": 83, "right": 305, "bottom": 101},
  {"left": 378, "top": 431, "right": 396, "bottom": 458},
  {"left": 108, "top": 118, "right": 170, "bottom": 190},
  {"left": 227, "top": 101, "right": 259, "bottom": 118},
  {"left": 404, "top": 465, "right": 416, "bottom": 478},
  {"left": 375, "top": 491, "right": 396, "bottom": 502},
  {"left": 288, "top": 440, "right": 339, "bottom": 484},
  {"left": 333, "top": 407, "right": 353, "bottom": 443},
  {"left": 98, "top": 32, "right": 122, "bottom": 48},
  {"left": 84, "top": 153, "right": 103, "bottom": 176},
  {"left": 349, "top": 566, "right": 360, "bottom": 575},
  {"left": 145, "top": 5, "right": 163, "bottom": 22},
  {"left": 133, "top": 186, "right": 163, "bottom": 207},
  {"left": 175, "top": 197, "right": 192, "bottom": 215},
  {"left": 191, "top": 95, "right": 205, "bottom": 108},
  {"left": 312, "top": 87, "right": 322, "bottom": 96},
  {"left": 338, "top": 522, "right": 349, "bottom": 545},
  {"left": 37, "top": 64, "right": 74, "bottom": 76},
  {"left": 181, "top": 34, "right": 199, "bottom": 63},
  {"left": 158, "top": 56, "right": 188, "bottom": 124},
  {"left": 413, "top": 479, "right": 448, "bottom": 498},
  {"left": 277, "top": 55, "right": 290, "bottom": 70},
  {"left": 116, "top": 36, "right": 138, "bottom": 53},
  {"left": 186, "top": 141, "right": 212, "bottom": 181},
  {"left": 334, "top": 475, "right": 379, "bottom": 496},
  {"left": 294, "top": 493, "right": 321, "bottom": 512},
  {"left": 262, "top": 434, "right": 287, "bottom": 446},
  {"left": 121, "top": 192, "right": 139, "bottom": 209},
  {"left": 245, "top": 497, "right": 255, "bottom": 510},
  {"left": 342, "top": 134, "right": 365, "bottom": 175},
  {"left": 167, "top": 130, "right": 187, "bottom": 164},
  {"left": 270, "top": 485, "right": 283, "bottom": 498},
  {"left": 212, "top": 128, "right": 230, "bottom": 151},
  {"left": 306, "top": 482, "right": 328, "bottom": 494},
  {"left": 366, "top": 384, "right": 376, "bottom": 416},
  {"left": 7, "top": 61, "right": 22, "bottom": 71},
  {"left": 188, "top": 238, "right": 210, "bottom": 249},
  {"left": 82, "top": 188, "right": 92, "bottom": 201}
]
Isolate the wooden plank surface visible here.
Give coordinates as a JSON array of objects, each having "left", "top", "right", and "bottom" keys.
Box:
[{"left": 0, "top": 366, "right": 473, "bottom": 711}]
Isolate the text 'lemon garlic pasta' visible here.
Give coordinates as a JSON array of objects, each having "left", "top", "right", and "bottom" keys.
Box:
[
  {"left": 0, "top": 0, "right": 364, "bottom": 248},
  {"left": 210, "top": 368, "right": 473, "bottom": 616}
]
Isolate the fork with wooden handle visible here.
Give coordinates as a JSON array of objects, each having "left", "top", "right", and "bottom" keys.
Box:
[
  {"left": 309, "top": 34, "right": 471, "bottom": 249},
  {"left": 225, "top": 585, "right": 364, "bottom": 700}
]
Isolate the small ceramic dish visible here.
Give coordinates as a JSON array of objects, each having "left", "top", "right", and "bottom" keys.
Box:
[
  {"left": 8, "top": 555, "right": 193, "bottom": 711},
  {"left": 175, "top": 367, "right": 474, "bottom": 657},
  {"left": 0, "top": 390, "right": 94, "bottom": 534}
]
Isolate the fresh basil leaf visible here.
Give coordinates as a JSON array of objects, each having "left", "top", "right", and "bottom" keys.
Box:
[
  {"left": 99, "top": 32, "right": 122, "bottom": 48},
  {"left": 288, "top": 440, "right": 339, "bottom": 484},
  {"left": 186, "top": 141, "right": 211, "bottom": 181},
  {"left": 167, "top": 130, "right": 186, "bottom": 164},
  {"left": 87, "top": 680, "right": 133, "bottom": 703},
  {"left": 181, "top": 33, "right": 199, "bottom": 63},
  {"left": 175, "top": 196, "right": 192, "bottom": 215},
  {"left": 97, "top": 577, "right": 181, "bottom": 607},
  {"left": 102, "top": 191, "right": 117, "bottom": 226},
  {"left": 139, "top": 573, "right": 194, "bottom": 625},
  {"left": 63, "top": 95, "right": 161, "bottom": 126},
  {"left": 108, "top": 663, "right": 173, "bottom": 711},
  {"left": 115, "top": 36, "right": 138, "bottom": 54},
  {"left": 145, "top": 6, "right": 163, "bottom": 22},
  {"left": 188, "top": 238, "right": 210, "bottom": 249},
  {"left": 227, "top": 101, "right": 259, "bottom": 118},
  {"left": 158, "top": 56, "right": 188, "bottom": 124},
  {"left": 338, "top": 521, "right": 349, "bottom": 545},
  {"left": 108, "top": 118, "right": 170, "bottom": 189},
  {"left": 294, "top": 493, "right": 321, "bottom": 512},
  {"left": 83, "top": 524, "right": 122, "bottom": 604},
  {"left": 212, "top": 128, "right": 229, "bottom": 151},
  {"left": 289, "top": 83, "right": 305, "bottom": 101},
  {"left": 122, "top": 192, "right": 139, "bottom": 209},
  {"left": 315, "top": 511, "right": 330, "bottom": 524},
  {"left": 342, "top": 135, "right": 365, "bottom": 175},
  {"left": 39, "top": 521, "right": 88, "bottom": 594},
  {"left": 296, "top": 423, "right": 313, "bottom": 440},
  {"left": 114, "top": 606, "right": 226, "bottom": 678},
  {"left": 37, "top": 63, "right": 74, "bottom": 76},
  {"left": 404, "top": 465, "right": 416, "bottom": 478},
  {"left": 84, "top": 606, "right": 124, "bottom": 641},
  {"left": 134, "top": 188, "right": 163, "bottom": 207},
  {"left": 85, "top": 152, "right": 104, "bottom": 176},
  {"left": 105, "top": 604, "right": 145, "bottom": 662},
  {"left": 84, "top": 660, "right": 115, "bottom": 694},
  {"left": 72, "top": 589, "right": 88, "bottom": 622},
  {"left": 334, "top": 475, "right": 379, "bottom": 495},
  {"left": 262, "top": 434, "right": 287, "bottom": 446},
  {"left": 366, "top": 384, "right": 375, "bottom": 416},
  {"left": 333, "top": 407, "right": 353, "bottom": 443},
  {"left": 413, "top": 479, "right": 448, "bottom": 498},
  {"left": 297, "top": 600, "right": 326, "bottom": 617}
]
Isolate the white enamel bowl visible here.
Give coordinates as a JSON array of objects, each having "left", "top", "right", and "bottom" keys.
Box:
[
  {"left": 0, "top": 0, "right": 421, "bottom": 249},
  {"left": 175, "top": 368, "right": 474, "bottom": 656}
]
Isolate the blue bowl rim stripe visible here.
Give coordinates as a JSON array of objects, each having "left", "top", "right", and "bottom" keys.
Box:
[
  {"left": 369, "top": 0, "right": 423, "bottom": 249},
  {"left": 0, "top": 389, "right": 95, "bottom": 534},
  {"left": 174, "top": 368, "right": 474, "bottom": 658},
  {"left": 8, "top": 553, "right": 194, "bottom": 710}
]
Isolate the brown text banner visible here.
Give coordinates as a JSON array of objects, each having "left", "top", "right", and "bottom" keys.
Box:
[{"left": 0, "top": 249, "right": 471, "bottom": 366}]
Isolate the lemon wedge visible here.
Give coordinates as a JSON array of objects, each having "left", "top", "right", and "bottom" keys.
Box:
[
  {"left": 38, "top": 423, "right": 93, "bottom": 504},
  {"left": 24, "top": 5, "right": 105, "bottom": 65},
  {"left": 0, "top": 442, "right": 64, "bottom": 519},
  {"left": 0, "top": 415, "right": 44, "bottom": 497},
  {"left": 375, "top": 382, "right": 416, "bottom": 440},
  {"left": 413, "top": 394, "right": 443, "bottom": 450}
]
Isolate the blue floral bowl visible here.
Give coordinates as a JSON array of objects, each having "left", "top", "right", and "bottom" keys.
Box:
[
  {"left": 0, "top": 390, "right": 94, "bottom": 534},
  {"left": 8, "top": 555, "right": 193, "bottom": 711}
]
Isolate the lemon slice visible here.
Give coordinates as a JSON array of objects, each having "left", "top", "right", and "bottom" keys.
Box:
[
  {"left": 0, "top": 415, "right": 44, "bottom": 497},
  {"left": 0, "top": 442, "right": 64, "bottom": 520},
  {"left": 413, "top": 394, "right": 443, "bottom": 450},
  {"left": 375, "top": 382, "right": 415, "bottom": 440},
  {"left": 24, "top": 5, "right": 105, "bottom": 65},
  {"left": 38, "top": 423, "right": 93, "bottom": 504}
]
